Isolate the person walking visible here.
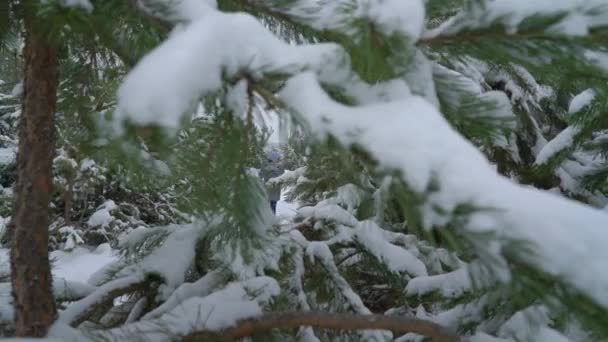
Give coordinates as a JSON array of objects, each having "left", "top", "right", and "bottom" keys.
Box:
[{"left": 262, "top": 150, "right": 284, "bottom": 214}]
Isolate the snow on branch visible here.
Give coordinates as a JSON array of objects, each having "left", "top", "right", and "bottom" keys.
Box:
[
  {"left": 51, "top": 0, "right": 94, "bottom": 12},
  {"left": 113, "top": 0, "right": 608, "bottom": 326},
  {"left": 141, "top": 269, "right": 227, "bottom": 320},
  {"left": 425, "top": 0, "right": 608, "bottom": 39},
  {"left": 534, "top": 126, "right": 580, "bottom": 165},
  {"left": 119, "top": 224, "right": 201, "bottom": 299},
  {"left": 268, "top": 0, "right": 426, "bottom": 40},
  {"left": 279, "top": 72, "right": 608, "bottom": 308},
  {"left": 405, "top": 262, "right": 496, "bottom": 299},
  {"left": 354, "top": 220, "right": 427, "bottom": 277},
  {"left": 116, "top": 4, "right": 350, "bottom": 129},
  {"left": 267, "top": 166, "right": 306, "bottom": 186},
  {"left": 298, "top": 203, "right": 358, "bottom": 226},
  {"left": 0, "top": 278, "right": 96, "bottom": 326},
  {"left": 53, "top": 278, "right": 96, "bottom": 302},
  {"left": 58, "top": 274, "right": 146, "bottom": 326},
  {"left": 46, "top": 310, "right": 461, "bottom": 342},
  {"left": 71, "top": 264, "right": 455, "bottom": 341},
  {"left": 92, "top": 277, "right": 280, "bottom": 341}
]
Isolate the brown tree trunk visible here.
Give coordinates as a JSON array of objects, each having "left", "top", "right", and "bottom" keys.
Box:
[{"left": 9, "top": 6, "right": 59, "bottom": 336}]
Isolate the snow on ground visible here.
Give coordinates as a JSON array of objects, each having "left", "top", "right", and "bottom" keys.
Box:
[
  {"left": 3, "top": 243, "right": 119, "bottom": 286},
  {"left": 1, "top": 243, "right": 117, "bottom": 282},
  {"left": 0, "top": 248, "right": 8, "bottom": 277},
  {"left": 0, "top": 193, "right": 295, "bottom": 284},
  {"left": 50, "top": 244, "right": 118, "bottom": 284},
  {"left": 276, "top": 190, "right": 299, "bottom": 223},
  {"left": 0, "top": 147, "right": 16, "bottom": 165},
  {"left": 277, "top": 195, "right": 298, "bottom": 217},
  {"left": 1, "top": 245, "right": 118, "bottom": 283},
  {"left": 0, "top": 243, "right": 118, "bottom": 324}
]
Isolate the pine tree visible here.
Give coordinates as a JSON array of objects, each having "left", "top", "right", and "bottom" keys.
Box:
[
  {"left": 1, "top": 0, "right": 608, "bottom": 341},
  {"left": 9, "top": 0, "right": 60, "bottom": 335}
]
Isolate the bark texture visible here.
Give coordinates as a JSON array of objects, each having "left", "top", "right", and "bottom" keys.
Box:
[
  {"left": 10, "top": 8, "right": 59, "bottom": 336},
  {"left": 184, "top": 311, "right": 460, "bottom": 342}
]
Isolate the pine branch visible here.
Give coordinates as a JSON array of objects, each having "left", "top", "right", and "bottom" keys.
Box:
[
  {"left": 125, "top": 0, "right": 171, "bottom": 32},
  {"left": 419, "top": 28, "right": 608, "bottom": 48},
  {"left": 59, "top": 275, "right": 147, "bottom": 327},
  {"left": 221, "top": 0, "right": 331, "bottom": 40},
  {"left": 183, "top": 311, "right": 460, "bottom": 342}
]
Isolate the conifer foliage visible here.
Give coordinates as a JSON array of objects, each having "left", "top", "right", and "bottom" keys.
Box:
[{"left": 1, "top": 0, "right": 608, "bottom": 341}]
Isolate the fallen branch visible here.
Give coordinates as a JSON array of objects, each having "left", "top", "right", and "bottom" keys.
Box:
[
  {"left": 58, "top": 275, "right": 147, "bottom": 327},
  {"left": 184, "top": 311, "right": 460, "bottom": 342}
]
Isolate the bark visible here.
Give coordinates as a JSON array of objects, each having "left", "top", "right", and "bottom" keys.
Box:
[
  {"left": 183, "top": 311, "right": 460, "bottom": 342},
  {"left": 9, "top": 7, "right": 59, "bottom": 336}
]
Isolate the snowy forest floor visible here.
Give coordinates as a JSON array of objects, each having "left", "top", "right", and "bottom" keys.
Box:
[{"left": 0, "top": 192, "right": 298, "bottom": 285}]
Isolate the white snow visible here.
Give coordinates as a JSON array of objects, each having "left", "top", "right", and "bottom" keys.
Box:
[
  {"left": 94, "top": 278, "right": 277, "bottom": 341},
  {"left": 226, "top": 80, "right": 249, "bottom": 119},
  {"left": 116, "top": 7, "right": 348, "bottom": 129},
  {"left": 52, "top": 278, "right": 95, "bottom": 301},
  {"left": 42, "top": 0, "right": 93, "bottom": 12},
  {"left": 281, "top": 0, "right": 425, "bottom": 40},
  {"left": 498, "top": 306, "right": 562, "bottom": 341},
  {"left": 163, "top": 0, "right": 217, "bottom": 22},
  {"left": 535, "top": 327, "right": 572, "bottom": 342},
  {"left": 117, "top": 225, "right": 152, "bottom": 248},
  {"left": 58, "top": 226, "right": 84, "bottom": 250},
  {"left": 304, "top": 239, "right": 384, "bottom": 339},
  {"left": 51, "top": 243, "right": 118, "bottom": 283},
  {"left": 426, "top": 0, "right": 608, "bottom": 37},
  {"left": 58, "top": 274, "right": 146, "bottom": 324},
  {"left": 406, "top": 267, "right": 471, "bottom": 298},
  {"left": 0, "top": 247, "right": 8, "bottom": 278},
  {"left": 154, "top": 284, "right": 263, "bottom": 333},
  {"left": 10, "top": 82, "right": 23, "bottom": 97},
  {"left": 469, "top": 333, "right": 509, "bottom": 342},
  {"left": 0, "top": 147, "right": 16, "bottom": 165},
  {"left": 335, "top": 184, "right": 364, "bottom": 213},
  {"left": 79, "top": 158, "right": 96, "bottom": 172},
  {"left": 276, "top": 195, "right": 298, "bottom": 219},
  {"left": 210, "top": 224, "right": 281, "bottom": 280},
  {"left": 585, "top": 50, "right": 608, "bottom": 71},
  {"left": 1, "top": 244, "right": 117, "bottom": 326},
  {"left": 142, "top": 269, "right": 226, "bottom": 319},
  {"left": 86, "top": 200, "right": 117, "bottom": 228},
  {"left": 279, "top": 72, "right": 608, "bottom": 308},
  {"left": 268, "top": 167, "right": 306, "bottom": 185},
  {"left": 240, "top": 275, "right": 281, "bottom": 304},
  {"left": 298, "top": 203, "right": 358, "bottom": 226},
  {"left": 355, "top": 221, "right": 427, "bottom": 277},
  {"left": 125, "top": 297, "right": 147, "bottom": 323},
  {"left": 119, "top": 224, "right": 200, "bottom": 300},
  {"left": 0, "top": 282, "right": 11, "bottom": 324},
  {"left": 568, "top": 89, "right": 596, "bottom": 114},
  {"left": 355, "top": 0, "right": 426, "bottom": 39},
  {"left": 1, "top": 274, "right": 108, "bottom": 325},
  {"left": 534, "top": 126, "right": 580, "bottom": 165},
  {"left": 305, "top": 241, "right": 335, "bottom": 264}
]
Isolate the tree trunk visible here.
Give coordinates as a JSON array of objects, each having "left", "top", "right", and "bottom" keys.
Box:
[{"left": 9, "top": 7, "right": 59, "bottom": 336}]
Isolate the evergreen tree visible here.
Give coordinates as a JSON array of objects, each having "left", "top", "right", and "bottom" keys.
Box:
[
  {"left": 9, "top": 0, "right": 60, "bottom": 335},
  {"left": 1, "top": 0, "right": 608, "bottom": 341}
]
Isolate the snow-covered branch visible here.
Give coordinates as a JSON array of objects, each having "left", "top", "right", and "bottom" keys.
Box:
[{"left": 185, "top": 311, "right": 460, "bottom": 342}]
